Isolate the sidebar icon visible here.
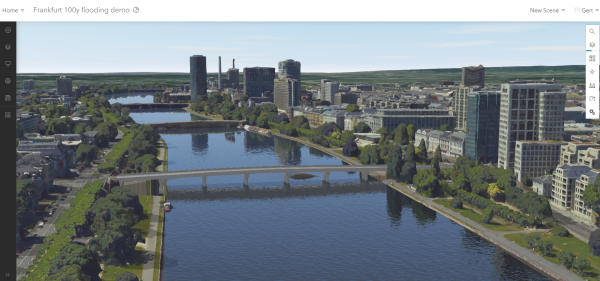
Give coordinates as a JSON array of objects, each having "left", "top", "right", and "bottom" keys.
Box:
[{"left": 586, "top": 25, "right": 599, "bottom": 119}]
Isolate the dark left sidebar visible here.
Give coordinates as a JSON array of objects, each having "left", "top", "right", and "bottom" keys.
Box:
[{"left": 1, "top": 21, "right": 16, "bottom": 280}]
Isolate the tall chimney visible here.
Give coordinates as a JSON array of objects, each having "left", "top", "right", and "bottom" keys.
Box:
[
  {"left": 233, "top": 59, "right": 235, "bottom": 69},
  {"left": 218, "top": 56, "right": 222, "bottom": 90}
]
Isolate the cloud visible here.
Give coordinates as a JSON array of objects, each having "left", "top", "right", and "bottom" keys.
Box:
[
  {"left": 164, "top": 47, "right": 243, "bottom": 51},
  {"left": 423, "top": 41, "right": 498, "bottom": 48},
  {"left": 512, "top": 46, "right": 581, "bottom": 51},
  {"left": 375, "top": 56, "right": 413, "bottom": 59},
  {"left": 446, "top": 24, "right": 545, "bottom": 34}
]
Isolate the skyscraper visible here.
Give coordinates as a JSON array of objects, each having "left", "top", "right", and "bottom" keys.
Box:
[
  {"left": 497, "top": 79, "right": 565, "bottom": 170},
  {"left": 23, "top": 79, "right": 34, "bottom": 91},
  {"left": 227, "top": 59, "right": 239, "bottom": 89},
  {"left": 274, "top": 74, "right": 300, "bottom": 110},
  {"left": 56, "top": 76, "right": 72, "bottom": 96},
  {"left": 190, "top": 55, "right": 207, "bottom": 102},
  {"left": 464, "top": 91, "right": 501, "bottom": 164},
  {"left": 218, "top": 56, "right": 222, "bottom": 90},
  {"left": 453, "top": 86, "right": 481, "bottom": 131},
  {"left": 243, "top": 67, "right": 275, "bottom": 97},
  {"left": 461, "top": 65, "right": 485, "bottom": 87},
  {"left": 278, "top": 59, "right": 301, "bottom": 87}
]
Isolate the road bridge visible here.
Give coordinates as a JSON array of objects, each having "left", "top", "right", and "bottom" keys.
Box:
[{"left": 115, "top": 164, "right": 452, "bottom": 189}]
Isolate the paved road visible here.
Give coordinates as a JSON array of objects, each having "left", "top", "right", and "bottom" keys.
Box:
[
  {"left": 552, "top": 211, "right": 595, "bottom": 242},
  {"left": 16, "top": 183, "right": 86, "bottom": 280}
]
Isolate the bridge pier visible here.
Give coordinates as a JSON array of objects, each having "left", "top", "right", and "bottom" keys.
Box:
[
  {"left": 361, "top": 171, "right": 370, "bottom": 181},
  {"left": 284, "top": 172, "right": 290, "bottom": 184},
  {"left": 323, "top": 171, "right": 330, "bottom": 183},
  {"left": 202, "top": 176, "right": 207, "bottom": 188},
  {"left": 244, "top": 174, "right": 249, "bottom": 186}
]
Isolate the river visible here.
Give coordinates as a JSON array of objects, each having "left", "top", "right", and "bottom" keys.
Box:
[{"left": 110, "top": 97, "right": 550, "bottom": 280}]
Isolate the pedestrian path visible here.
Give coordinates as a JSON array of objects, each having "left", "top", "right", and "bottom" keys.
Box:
[{"left": 141, "top": 196, "right": 161, "bottom": 281}]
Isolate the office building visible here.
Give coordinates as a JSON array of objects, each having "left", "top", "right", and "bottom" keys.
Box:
[
  {"left": 227, "top": 59, "right": 239, "bottom": 89},
  {"left": 334, "top": 93, "right": 358, "bottom": 106},
  {"left": 23, "top": 79, "right": 34, "bottom": 91},
  {"left": 461, "top": 65, "right": 485, "bottom": 87},
  {"left": 243, "top": 67, "right": 275, "bottom": 97},
  {"left": 321, "top": 79, "right": 338, "bottom": 103},
  {"left": 273, "top": 74, "right": 300, "bottom": 110},
  {"left": 464, "top": 91, "right": 501, "bottom": 164},
  {"left": 454, "top": 86, "right": 481, "bottom": 131},
  {"left": 514, "top": 140, "right": 567, "bottom": 183},
  {"left": 17, "top": 112, "right": 39, "bottom": 133},
  {"left": 497, "top": 79, "right": 566, "bottom": 170},
  {"left": 365, "top": 108, "right": 454, "bottom": 133},
  {"left": 190, "top": 55, "right": 207, "bottom": 102},
  {"left": 56, "top": 76, "right": 72, "bottom": 96},
  {"left": 278, "top": 59, "right": 301, "bottom": 87}
]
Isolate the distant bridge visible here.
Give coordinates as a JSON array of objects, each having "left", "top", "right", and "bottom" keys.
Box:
[
  {"left": 121, "top": 103, "right": 189, "bottom": 109},
  {"left": 115, "top": 164, "right": 452, "bottom": 190},
  {"left": 146, "top": 120, "right": 245, "bottom": 130}
]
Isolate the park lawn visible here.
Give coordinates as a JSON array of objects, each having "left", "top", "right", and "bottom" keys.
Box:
[
  {"left": 105, "top": 131, "right": 134, "bottom": 163},
  {"left": 433, "top": 199, "right": 519, "bottom": 232},
  {"left": 505, "top": 233, "right": 600, "bottom": 279},
  {"left": 100, "top": 247, "right": 145, "bottom": 281},
  {"left": 132, "top": 195, "right": 154, "bottom": 240}
]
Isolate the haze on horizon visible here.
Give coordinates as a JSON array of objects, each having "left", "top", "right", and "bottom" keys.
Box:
[{"left": 17, "top": 22, "right": 598, "bottom": 73}]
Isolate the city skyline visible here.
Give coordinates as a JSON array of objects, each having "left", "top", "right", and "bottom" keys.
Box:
[{"left": 17, "top": 22, "right": 599, "bottom": 73}]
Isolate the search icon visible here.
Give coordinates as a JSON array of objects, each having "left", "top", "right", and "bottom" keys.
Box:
[{"left": 591, "top": 28, "right": 596, "bottom": 34}]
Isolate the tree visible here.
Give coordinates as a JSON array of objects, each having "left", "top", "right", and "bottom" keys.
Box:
[
  {"left": 450, "top": 198, "right": 463, "bottom": 209},
  {"left": 46, "top": 264, "right": 90, "bottom": 281},
  {"left": 387, "top": 145, "right": 404, "bottom": 180},
  {"left": 590, "top": 229, "right": 600, "bottom": 257},
  {"left": 417, "top": 139, "right": 428, "bottom": 161},
  {"left": 291, "top": 115, "right": 309, "bottom": 129},
  {"left": 573, "top": 257, "right": 590, "bottom": 275},
  {"left": 583, "top": 183, "right": 600, "bottom": 226},
  {"left": 358, "top": 145, "right": 381, "bottom": 165},
  {"left": 255, "top": 113, "right": 269, "bottom": 128},
  {"left": 553, "top": 225, "right": 570, "bottom": 237},
  {"left": 535, "top": 240, "right": 553, "bottom": 256},
  {"left": 487, "top": 183, "right": 505, "bottom": 202},
  {"left": 452, "top": 174, "right": 471, "bottom": 192},
  {"left": 400, "top": 162, "right": 417, "bottom": 184},
  {"left": 413, "top": 170, "right": 442, "bottom": 197},
  {"left": 50, "top": 243, "right": 102, "bottom": 276},
  {"left": 545, "top": 166, "right": 556, "bottom": 175},
  {"left": 354, "top": 122, "right": 371, "bottom": 133},
  {"left": 405, "top": 144, "right": 417, "bottom": 163},
  {"left": 75, "top": 144, "right": 98, "bottom": 164},
  {"left": 342, "top": 141, "right": 359, "bottom": 157},
  {"left": 275, "top": 113, "right": 289, "bottom": 124},
  {"left": 431, "top": 147, "right": 440, "bottom": 177},
  {"left": 346, "top": 104, "right": 360, "bottom": 112},
  {"left": 481, "top": 206, "right": 494, "bottom": 224},
  {"left": 240, "top": 95, "right": 249, "bottom": 102},
  {"left": 440, "top": 124, "right": 449, "bottom": 131},
  {"left": 376, "top": 127, "right": 388, "bottom": 135},
  {"left": 116, "top": 272, "right": 140, "bottom": 281},
  {"left": 525, "top": 234, "right": 541, "bottom": 249},
  {"left": 557, "top": 251, "right": 576, "bottom": 269},
  {"left": 395, "top": 124, "right": 409, "bottom": 145},
  {"left": 407, "top": 124, "right": 416, "bottom": 141},
  {"left": 341, "top": 131, "right": 356, "bottom": 143}
]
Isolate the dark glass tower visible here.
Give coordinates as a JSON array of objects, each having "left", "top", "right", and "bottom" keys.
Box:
[
  {"left": 465, "top": 91, "right": 501, "bottom": 163},
  {"left": 190, "top": 55, "right": 207, "bottom": 102}
]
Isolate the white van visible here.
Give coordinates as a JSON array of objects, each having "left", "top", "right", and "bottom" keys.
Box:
[{"left": 38, "top": 222, "right": 44, "bottom": 228}]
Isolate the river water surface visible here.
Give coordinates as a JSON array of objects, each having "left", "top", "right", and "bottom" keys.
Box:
[{"left": 112, "top": 97, "right": 550, "bottom": 281}]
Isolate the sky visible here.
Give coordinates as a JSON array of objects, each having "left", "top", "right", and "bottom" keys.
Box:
[{"left": 16, "top": 22, "right": 600, "bottom": 73}]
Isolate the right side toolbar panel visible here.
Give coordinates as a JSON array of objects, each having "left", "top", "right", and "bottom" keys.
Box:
[{"left": 586, "top": 24, "right": 599, "bottom": 119}]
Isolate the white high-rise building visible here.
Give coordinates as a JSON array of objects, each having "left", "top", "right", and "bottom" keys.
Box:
[
  {"left": 497, "top": 79, "right": 565, "bottom": 170},
  {"left": 320, "top": 79, "right": 338, "bottom": 103}
]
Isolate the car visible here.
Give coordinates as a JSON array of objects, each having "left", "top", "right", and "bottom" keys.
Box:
[
  {"left": 49, "top": 211, "right": 53, "bottom": 216},
  {"left": 579, "top": 221, "right": 583, "bottom": 223},
  {"left": 61, "top": 195, "right": 67, "bottom": 198},
  {"left": 59, "top": 198, "right": 64, "bottom": 201},
  {"left": 38, "top": 222, "right": 44, "bottom": 228}
]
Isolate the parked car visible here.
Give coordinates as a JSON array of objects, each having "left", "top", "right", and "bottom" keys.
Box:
[
  {"left": 38, "top": 222, "right": 44, "bottom": 228},
  {"left": 59, "top": 198, "right": 64, "bottom": 201},
  {"left": 61, "top": 195, "right": 67, "bottom": 198},
  {"left": 48, "top": 211, "right": 53, "bottom": 216}
]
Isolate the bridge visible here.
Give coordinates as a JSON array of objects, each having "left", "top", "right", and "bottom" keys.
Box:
[
  {"left": 115, "top": 164, "right": 452, "bottom": 190},
  {"left": 147, "top": 120, "right": 245, "bottom": 130},
  {"left": 121, "top": 103, "right": 189, "bottom": 109}
]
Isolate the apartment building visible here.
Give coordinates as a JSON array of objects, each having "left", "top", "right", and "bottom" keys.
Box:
[
  {"left": 551, "top": 164, "right": 590, "bottom": 212},
  {"left": 573, "top": 170, "right": 599, "bottom": 223},
  {"left": 514, "top": 140, "right": 567, "bottom": 183},
  {"left": 560, "top": 141, "right": 600, "bottom": 165}
]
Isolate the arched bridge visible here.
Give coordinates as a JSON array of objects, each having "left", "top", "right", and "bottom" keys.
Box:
[{"left": 114, "top": 164, "right": 452, "bottom": 189}]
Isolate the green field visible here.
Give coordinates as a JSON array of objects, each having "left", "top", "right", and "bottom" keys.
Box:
[
  {"left": 504, "top": 233, "right": 600, "bottom": 279},
  {"left": 17, "top": 65, "right": 587, "bottom": 90},
  {"left": 433, "top": 199, "right": 522, "bottom": 232}
]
